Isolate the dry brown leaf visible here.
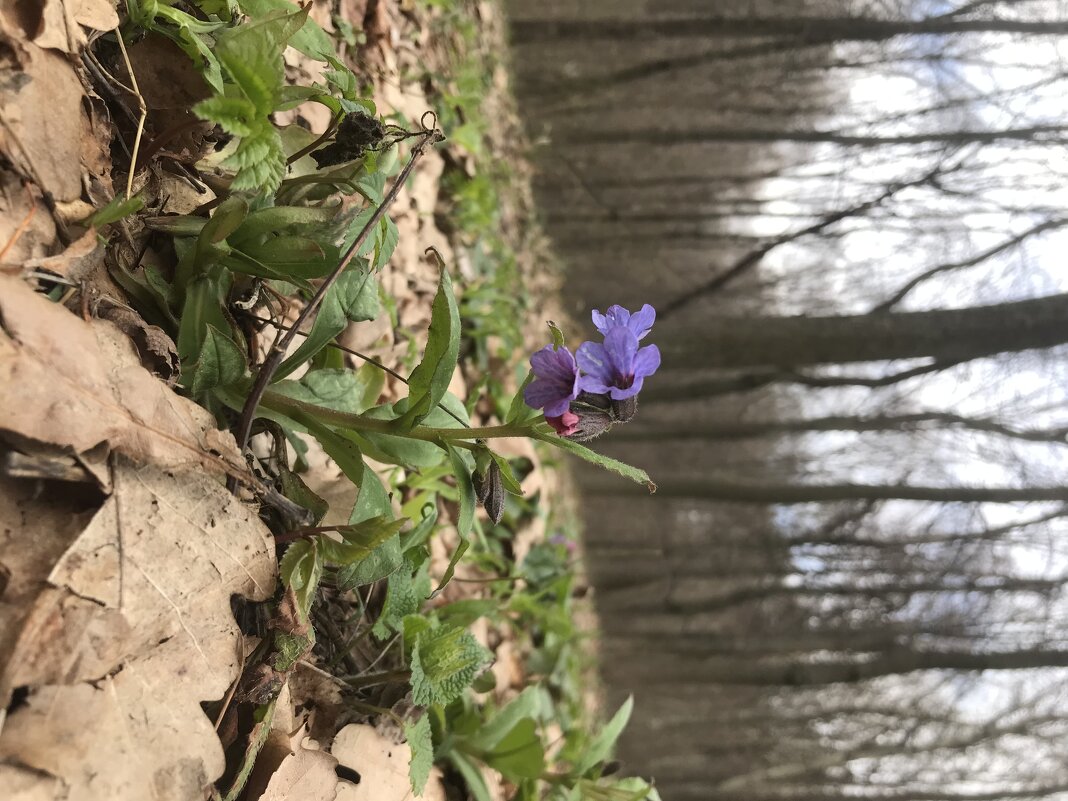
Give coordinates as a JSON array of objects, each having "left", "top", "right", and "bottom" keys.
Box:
[
  {"left": 332, "top": 723, "right": 446, "bottom": 801},
  {"left": 0, "top": 459, "right": 276, "bottom": 800},
  {"left": 0, "top": 43, "right": 88, "bottom": 202},
  {"left": 258, "top": 745, "right": 339, "bottom": 801},
  {"left": 35, "top": 0, "right": 119, "bottom": 53},
  {"left": 0, "top": 165, "right": 57, "bottom": 264},
  {"left": 0, "top": 275, "right": 245, "bottom": 474}
]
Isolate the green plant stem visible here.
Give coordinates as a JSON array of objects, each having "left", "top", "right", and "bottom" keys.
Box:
[{"left": 261, "top": 389, "right": 534, "bottom": 440}]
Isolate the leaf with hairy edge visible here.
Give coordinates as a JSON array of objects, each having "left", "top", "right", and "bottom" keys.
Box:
[
  {"left": 404, "top": 714, "right": 434, "bottom": 797},
  {"left": 535, "top": 433, "right": 656, "bottom": 492},
  {"left": 410, "top": 624, "right": 493, "bottom": 707},
  {"left": 185, "top": 325, "right": 247, "bottom": 395},
  {"left": 274, "top": 269, "right": 379, "bottom": 380},
  {"left": 397, "top": 268, "right": 460, "bottom": 430}
]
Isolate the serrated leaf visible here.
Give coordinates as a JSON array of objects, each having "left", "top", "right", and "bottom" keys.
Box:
[
  {"left": 185, "top": 324, "right": 247, "bottom": 395},
  {"left": 398, "top": 268, "right": 460, "bottom": 430},
  {"left": 402, "top": 614, "right": 433, "bottom": 661},
  {"left": 410, "top": 624, "right": 493, "bottom": 707},
  {"left": 193, "top": 95, "right": 259, "bottom": 137},
  {"left": 275, "top": 269, "right": 379, "bottom": 380},
  {"left": 480, "top": 718, "right": 545, "bottom": 781},
  {"left": 222, "top": 124, "right": 287, "bottom": 193},
  {"left": 404, "top": 714, "right": 434, "bottom": 796},
  {"left": 279, "top": 539, "right": 313, "bottom": 591},
  {"left": 575, "top": 697, "right": 634, "bottom": 777},
  {"left": 373, "top": 557, "right": 429, "bottom": 639},
  {"left": 535, "top": 434, "right": 656, "bottom": 492}
]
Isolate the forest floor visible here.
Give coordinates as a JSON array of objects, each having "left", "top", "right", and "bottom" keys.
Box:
[{"left": 0, "top": 2, "right": 658, "bottom": 800}]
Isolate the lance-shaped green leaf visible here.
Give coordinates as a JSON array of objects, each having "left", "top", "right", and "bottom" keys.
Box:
[
  {"left": 409, "top": 623, "right": 493, "bottom": 707},
  {"left": 195, "top": 195, "right": 249, "bottom": 263},
  {"left": 446, "top": 444, "right": 476, "bottom": 540},
  {"left": 176, "top": 270, "right": 233, "bottom": 368},
  {"left": 397, "top": 268, "right": 460, "bottom": 430},
  {"left": 278, "top": 539, "right": 323, "bottom": 621},
  {"left": 239, "top": 236, "right": 338, "bottom": 280},
  {"left": 185, "top": 324, "right": 247, "bottom": 395},
  {"left": 535, "top": 433, "right": 656, "bottom": 493},
  {"left": 275, "top": 269, "right": 379, "bottom": 380},
  {"left": 229, "top": 205, "right": 342, "bottom": 247},
  {"left": 505, "top": 369, "right": 539, "bottom": 425},
  {"left": 574, "top": 697, "right": 634, "bottom": 777},
  {"left": 90, "top": 194, "right": 144, "bottom": 226}
]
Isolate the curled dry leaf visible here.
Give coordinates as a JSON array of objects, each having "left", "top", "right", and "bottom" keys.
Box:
[
  {"left": 0, "top": 275, "right": 243, "bottom": 475},
  {"left": 0, "top": 459, "right": 276, "bottom": 800}
]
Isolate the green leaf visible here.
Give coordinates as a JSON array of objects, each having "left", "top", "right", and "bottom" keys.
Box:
[
  {"left": 336, "top": 468, "right": 403, "bottom": 589},
  {"left": 431, "top": 538, "right": 469, "bottom": 600},
  {"left": 398, "top": 268, "right": 460, "bottom": 429},
  {"left": 193, "top": 95, "right": 259, "bottom": 137},
  {"left": 240, "top": 236, "right": 337, "bottom": 279},
  {"left": 547, "top": 321, "right": 566, "bottom": 349},
  {"left": 185, "top": 324, "right": 247, "bottom": 395},
  {"left": 465, "top": 687, "right": 544, "bottom": 752},
  {"left": 535, "top": 434, "right": 656, "bottom": 493},
  {"left": 446, "top": 444, "right": 476, "bottom": 540},
  {"left": 279, "top": 539, "right": 323, "bottom": 619},
  {"left": 490, "top": 452, "right": 524, "bottom": 496},
  {"left": 373, "top": 556, "right": 429, "bottom": 639},
  {"left": 195, "top": 196, "right": 250, "bottom": 269},
  {"left": 221, "top": 124, "right": 287, "bottom": 193},
  {"left": 317, "top": 515, "right": 407, "bottom": 566},
  {"left": 410, "top": 624, "right": 493, "bottom": 707},
  {"left": 449, "top": 752, "right": 494, "bottom": 801},
  {"left": 230, "top": 204, "right": 341, "bottom": 245},
  {"left": 272, "top": 368, "right": 379, "bottom": 416},
  {"left": 90, "top": 194, "right": 144, "bottom": 226},
  {"left": 479, "top": 718, "right": 545, "bottom": 781},
  {"left": 399, "top": 503, "right": 438, "bottom": 551},
  {"left": 275, "top": 269, "right": 379, "bottom": 380},
  {"left": 404, "top": 714, "right": 434, "bottom": 797},
  {"left": 574, "top": 697, "right": 634, "bottom": 777},
  {"left": 505, "top": 370, "right": 539, "bottom": 425},
  {"left": 176, "top": 270, "right": 233, "bottom": 365},
  {"left": 236, "top": 0, "right": 334, "bottom": 58}
]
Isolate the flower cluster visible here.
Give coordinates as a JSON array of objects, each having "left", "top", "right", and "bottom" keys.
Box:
[{"left": 523, "top": 304, "right": 661, "bottom": 438}]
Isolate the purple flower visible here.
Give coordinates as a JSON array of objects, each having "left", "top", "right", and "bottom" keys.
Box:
[
  {"left": 524, "top": 345, "right": 580, "bottom": 417},
  {"left": 576, "top": 327, "right": 660, "bottom": 401},
  {"left": 592, "top": 304, "right": 656, "bottom": 341}
]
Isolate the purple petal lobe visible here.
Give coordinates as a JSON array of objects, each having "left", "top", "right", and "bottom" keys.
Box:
[
  {"left": 591, "top": 309, "right": 609, "bottom": 335},
  {"left": 524, "top": 378, "right": 562, "bottom": 409},
  {"left": 632, "top": 344, "right": 661, "bottom": 379},
  {"left": 576, "top": 340, "right": 613, "bottom": 383},
  {"left": 577, "top": 375, "right": 612, "bottom": 395},
  {"left": 603, "top": 327, "right": 639, "bottom": 379},
  {"left": 543, "top": 397, "right": 572, "bottom": 417},
  {"left": 629, "top": 305, "right": 656, "bottom": 339}
]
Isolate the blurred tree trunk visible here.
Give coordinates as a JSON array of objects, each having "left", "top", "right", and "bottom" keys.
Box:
[
  {"left": 512, "top": 16, "right": 1068, "bottom": 43},
  {"left": 610, "top": 481, "right": 1068, "bottom": 504},
  {"left": 663, "top": 292, "right": 1068, "bottom": 367}
]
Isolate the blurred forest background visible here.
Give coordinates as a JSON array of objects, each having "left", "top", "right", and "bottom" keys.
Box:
[{"left": 505, "top": 1, "right": 1068, "bottom": 799}]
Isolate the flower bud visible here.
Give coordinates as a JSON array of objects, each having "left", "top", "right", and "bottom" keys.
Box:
[
  {"left": 568, "top": 402, "right": 614, "bottom": 441},
  {"left": 473, "top": 461, "right": 504, "bottom": 524}
]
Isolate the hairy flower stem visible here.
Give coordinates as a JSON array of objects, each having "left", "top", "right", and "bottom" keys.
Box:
[{"left": 261, "top": 389, "right": 535, "bottom": 441}]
